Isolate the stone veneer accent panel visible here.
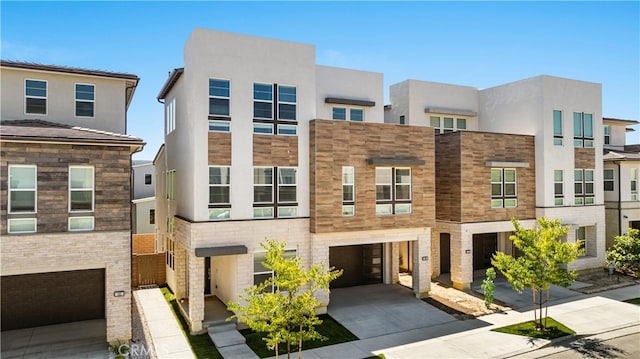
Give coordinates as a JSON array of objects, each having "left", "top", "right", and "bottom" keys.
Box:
[
  {"left": 208, "top": 132, "right": 231, "bottom": 165},
  {"left": 0, "top": 142, "right": 132, "bottom": 234},
  {"left": 435, "top": 131, "right": 536, "bottom": 223},
  {"left": 253, "top": 134, "right": 298, "bottom": 166},
  {"left": 0, "top": 230, "right": 132, "bottom": 342},
  {"left": 574, "top": 147, "right": 596, "bottom": 169},
  {"left": 309, "top": 120, "right": 435, "bottom": 234}
]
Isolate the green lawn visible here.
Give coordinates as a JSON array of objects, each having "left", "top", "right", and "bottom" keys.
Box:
[
  {"left": 240, "top": 314, "right": 359, "bottom": 358},
  {"left": 624, "top": 297, "right": 640, "bottom": 305},
  {"left": 492, "top": 317, "right": 575, "bottom": 340},
  {"left": 160, "top": 287, "right": 222, "bottom": 359}
]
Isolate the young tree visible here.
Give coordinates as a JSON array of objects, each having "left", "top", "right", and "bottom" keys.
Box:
[
  {"left": 227, "top": 238, "right": 342, "bottom": 359},
  {"left": 492, "top": 217, "right": 583, "bottom": 330},
  {"left": 481, "top": 267, "right": 496, "bottom": 309},
  {"left": 606, "top": 228, "right": 640, "bottom": 278}
]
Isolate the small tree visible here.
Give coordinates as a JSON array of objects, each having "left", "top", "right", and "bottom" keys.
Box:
[
  {"left": 481, "top": 267, "right": 496, "bottom": 309},
  {"left": 227, "top": 238, "right": 342, "bottom": 359},
  {"left": 492, "top": 217, "right": 583, "bottom": 330},
  {"left": 606, "top": 228, "right": 640, "bottom": 278}
]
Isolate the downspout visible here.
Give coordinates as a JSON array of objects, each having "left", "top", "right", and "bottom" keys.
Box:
[{"left": 617, "top": 161, "right": 622, "bottom": 236}]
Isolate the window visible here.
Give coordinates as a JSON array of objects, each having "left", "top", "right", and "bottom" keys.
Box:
[
  {"left": 209, "top": 166, "right": 230, "bottom": 220},
  {"left": 209, "top": 120, "right": 230, "bottom": 132},
  {"left": 166, "top": 239, "right": 175, "bottom": 270},
  {"left": 429, "top": 115, "right": 467, "bottom": 134},
  {"left": 25, "top": 79, "right": 47, "bottom": 115},
  {"left": 575, "top": 226, "right": 595, "bottom": 257},
  {"left": 209, "top": 79, "right": 230, "bottom": 117},
  {"left": 604, "top": 125, "right": 611, "bottom": 145},
  {"left": 574, "top": 169, "right": 594, "bottom": 205},
  {"left": 166, "top": 98, "right": 176, "bottom": 134},
  {"left": 253, "top": 83, "right": 297, "bottom": 135},
  {"left": 332, "top": 107, "right": 364, "bottom": 122},
  {"left": 254, "top": 249, "right": 296, "bottom": 292},
  {"left": 553, "top": 110, "right": 563, "bottom": 145},
  {"left": 149, "top": 209, "right": 155, "bottom": 225},
  {"left": 253, "top": 166, "right": 298, "bottom": 218},
  {"left": 144, "top": 174, "right": 152, "bottom": 185},
  {"left": 342, "top": 166, "right": 355, "bottom": 216},
  {"left": 166, "top": 170, "right": 176, "bottom": 200},
  {"left": 576, "top": 226, "right": 586, "bottom": 257},
  {"left": 491, "top": 168, "right": 517, "bottom": 208},
  {"left": 376, "top": 167, "right": 412, "bottom": 215},
  {"left": 69, "top": 166, "right": 94, "bottom": 212},
  {"left": 604, "top": 169, "right": 614, "bottom": 191},
  {"left": 554, "top": 170, "right": 564, "bottom": 206},
  {"left": 573, "top": 112, "right": 594, "bottom": 148},
  {"left": 75, "top": 83, "right": 95, "bottom": 117},
  {"left": 631, "top": 169, "right": 638, "bottom": 201},
  {"left": 8, "top": 165, "right": 37, "bottom": 234},
  {"left": 69, "top": 217, "right": 94, "bottom": 231},
  {"left": 399, "top": 115, "right": 405, "bottom": 125}
]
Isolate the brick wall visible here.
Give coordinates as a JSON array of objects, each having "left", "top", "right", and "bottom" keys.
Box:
[
  {"left": 253, "top": 134, "right": 298, "bottom": 166},
  {"left": 0, "top": 142, "right": 132, "bottom": 234},
  {"left": 208, "top": 132, "right": 231, "bottom": 165},
  {"left": 309, "top": 120, "right": 435, "bottom": 233}
]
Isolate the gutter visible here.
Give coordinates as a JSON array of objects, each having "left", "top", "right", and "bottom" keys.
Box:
[{"left": 617, "top": 161, "right": 622, "bottom": 236}]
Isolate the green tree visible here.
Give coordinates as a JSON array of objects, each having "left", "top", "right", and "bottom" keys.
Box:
[
  {"left": 492, "top": 217, "right": 583, "bottom": 330},
  {"left": 606, "top": 228, "right": 640, "bottom": 278},
  {"left": 481, "top": 267, "right": 496, "bottom": 309},
  {"left": 227, "top": 238, "right": 342, "bottom": 359}
]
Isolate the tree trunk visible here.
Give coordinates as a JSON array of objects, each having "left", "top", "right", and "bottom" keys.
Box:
[
  {"left": 275, "top": 343, "right": 279, "bottom": 359},
  {"left": 298, "top": 325, "right": 303, "bottom": 359},
  {"left": 544, "top": 289, "right": 550, "bottom": 328},
  {"left": 538, "top": 289, "right": 544, "bottom": 330},
  {"left": 287, "top": 342, "right": 291, "bottom": 359},
  {"left": 532, "top": 289, "right": 537, "bottom": 326}
]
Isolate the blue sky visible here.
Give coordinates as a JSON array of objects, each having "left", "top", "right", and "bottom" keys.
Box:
[{"left": 2, "top": 1, "right": 639, "bottom": 160}]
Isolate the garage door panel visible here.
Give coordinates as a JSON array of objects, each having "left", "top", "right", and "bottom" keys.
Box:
[
  {"left": 330, "top": 244, "right": 382, "bottom": 288},
  {"left": 1, "top": 269, "right": 105, "bottom": 330}
]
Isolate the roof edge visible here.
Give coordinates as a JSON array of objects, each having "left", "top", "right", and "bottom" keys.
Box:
[{"left": 157, "top": 68, "right": 184, "bottom": 100}]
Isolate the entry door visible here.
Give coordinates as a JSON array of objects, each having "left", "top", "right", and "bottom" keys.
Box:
[
  {"left": 440, "top": 233, "right": 451, "bottom": 274},
  {"left": 204, "top": 257, "right": 211, "bottom": 295},
  {"left": 473, "top": 233, "right": 497, "bottom": 270}
]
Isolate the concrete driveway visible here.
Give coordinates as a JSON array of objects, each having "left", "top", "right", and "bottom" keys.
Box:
[
  {"left": 328, "top": 284, "right": 458, "bottom": 339},
  {"left": 1, "top": 319, "right": 107, "bottom": 358}
]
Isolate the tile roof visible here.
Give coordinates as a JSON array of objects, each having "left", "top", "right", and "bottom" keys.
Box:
[
  {"left": 0, "top": 60, "right": 139, "bottom": 81},
  {"left": 0, "top": 120, "right": 145, "bottom": 147}
]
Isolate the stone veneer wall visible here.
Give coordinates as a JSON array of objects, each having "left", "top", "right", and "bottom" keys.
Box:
[
  {"left": 253, "top": 134, "right": 298, "bottom": 166},
  {"left": 0, "top": 230, "right": 132, "bottom": 342},
  {"left": 0, "top": 142, "right": 132, "bottom": 234},
  {"left": 309, "top": 120, "right": 435, "bottom": 233},
  {"left": 575, "top": 147, "right": 596, "bottom": 169},
  {"left": 208, "top": 132, "right": 231, "bottom": 165}
]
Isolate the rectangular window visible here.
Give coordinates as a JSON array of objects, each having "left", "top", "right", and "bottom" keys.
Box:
[
  {"left": 429, "top": 115, "right": 468, "bottom": 134},
  {"left": 149, "top": 209, "right": 155, "bottom": 225},
  {"left": 9, "top": 165, "right": 37, "bottom": 213},
  {"left": 209, "top": 120, "right": 230, "bottom": 132},
  {"left": 166, "top": 98, "right": 176, "bottom": 134},
  {"left": 553, "top": 110, "right": 563, "bottom": 145},
  {"left": 75, "top": 83, "right": 95, "bottom": 117},
  {"left": 25, "top": 79, "right": 47, "bottom": 115},
  {"left": 209, "top": 79, "right": 230, "bottom": 117},
  {"left": 8, "top": 218, "right": 37, "bottom": 234},
  {"left": 376, "top": 167, "right": 412, "bottom": 215},
  {"left": 554, "top": 170, "right": 564, "bottom": 206},
  {"left": 631, "top": 169, "right": 638, "bottom": 201},
  {"left": 209, "top": 166, "right": 230, "bottom": 220},
  {"left": 604, "top": 169, "right": 614, "bottom": 191},
  {"left": 253, "top": 83, "right": 297, "bottom": 136},
  {"left": 278, "top": 86, "right": 297, "bottom": 121},
  {"left": 144, "top": 174, "right": 152, "bottom": 185},
  {"left": 604, "top": 125, "right": 611, "bottom": 145},
  {"left": 254, "top": 249, "right": 296, "bottom": 292},
  {"left": 332, "top": 107, "right": 364, "bottom": 122},
  {"left": 69, "top": 166, "right": 94, "bottom": 212},
  {"left": 277, "top": 167, "right": 297, "bottom": 203},
  {"left": 69, "top": 216, "right": 94, "bottom": 231},
  {"left": 166, "top": 170, "right": 176, "bottom": 200},
  {"left": 332, "top": 107, "right": 346, "bottom": 120},
  {"left": 576, "top": 226, "right": 586, "bottom": 257},
  {"left": 491, "top": 168, "right": 517, "bottom": 208},
  {"left": 350, "top": 108, "right": 364, "bottom": 122},
  {"left": 253, "top": 123, "right": 274, "bottom": 135},
  {"left": 342, "top": 166, "right": 355, "bottom": 216},
  {"left": 253, "top": 83, "right": 273, "bottom": 119},
  {"left": 399, "top": 115, "right": 405, "bottom": 125},
  {"left": 574, "top": 112, "right": 594, "bottom": 148},
  {"left": 277, "top": 124, "right": 297, "bottom": 136},
  {"left": 574, "top": 169, "right": 594, "bottom": 205},
  {"left": 253, "top": 166, "right": 298, "bottom": 219}
]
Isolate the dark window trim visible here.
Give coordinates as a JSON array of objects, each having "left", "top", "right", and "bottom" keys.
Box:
[
  {"left": 375, "top": 167, "right": 412, "bottom": 214},
  {"left": 253, "top": 166, "right": 298, "bottom": 217},
  {"left": 253, "top": 84, "right": 297, "bottom": 136}
]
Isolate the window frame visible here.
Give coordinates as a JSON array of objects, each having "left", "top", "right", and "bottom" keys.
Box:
[
  {"left": 554, "top": 170, "right": 564, "bottom": 206},
  {"left": 631, "top": 168, "right": 638, "bottom": 201},
  {"left": 252, "top": 166, "right": 299, "bottom": 219},
  {"left": 74, "top": 83, "right": 95, "bottom": 118},
  {"left": 604, "top": 168, "right": 614, "bottom": 192},
  {"left": 209, "top": 78, "right": 231, "bottom": 119},
  {"left": 491, "top": 168, "right": 518, "bottom": 208},
  {"left": 253, "top": 83, "right": 297, "bottom": 136},
  {"left": 7, "top": 218, "right": 37, "bottom": 234},
  {"left": 375, "top": 167, "right": 412, "bottom": 215},
  {"left": 208, "top": 166, "right": 231, "bottom": 220},
  {"left": 332, "top": 106, "right": 365, "bottom": 122},
  {"left": 342, "top": 166, "right": 355, "bottom": 216},
  {"left": 25, "top": 79, "right": 47, "bottom": 115},
  {"left": 68, "top": 216, "right": 94, "bottom": 232},
  {"left": 8, "top": 165, "right": 37, "bottom": 214},
  {"left": 573, "top": 112, "right": 594, "bottom": 148},
  {"left": 429, "top": 115, "right": 468, "bottom": 134},
  {"left": 68, "top": 166, "right": 94, "bottom": 213},
  {"left": 604, "top": 125, "right": 611, "bottom": 145},
  {"left": 253, "top": 249, "right": 297, "bottom": 292},
  {"left": 166, "top": 98, "right": 176, "bottom": 134},
  {"left": 553, "top": 110, "right": 563, "bottom": 146},
  {"left": 574, "top": 169, "right": 595, "bottom": 205}
]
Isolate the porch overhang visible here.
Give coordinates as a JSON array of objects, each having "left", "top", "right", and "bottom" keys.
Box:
[
  {"left": 195, "top": 245, "right": 248, "bottom": 257},
  {"left": 325, "top": 97, "right": 376, "bottom": 107}
]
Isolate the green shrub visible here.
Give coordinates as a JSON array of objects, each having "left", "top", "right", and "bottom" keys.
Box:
[
  {"left": 481, "top": 267, "right": 496, "bottom": 308},
  {"left": 606, "top": 228, "right": 640, "bottom": 278}
]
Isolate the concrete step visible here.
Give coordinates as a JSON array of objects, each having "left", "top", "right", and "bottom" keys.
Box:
[
  {"left": 218, "top": 344, "right": 259, "bottom": 359},
  {"left": 207, "top": 322, "right": 237, "bottom": 333},
  {"left": 208, "top": 325, "right": 246, "bottom": 348}
]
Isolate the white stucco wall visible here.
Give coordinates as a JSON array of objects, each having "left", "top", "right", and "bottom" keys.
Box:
[
  {"left": 133, "top": 197, "right": 155, "bottom": 234},
  {"left": 133, "top": 162, "right": 155, "bottom": 200}
]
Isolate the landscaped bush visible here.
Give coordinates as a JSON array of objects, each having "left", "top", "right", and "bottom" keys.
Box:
[{"left": 606, "top": 228, "right": 640, "bottom": 278}]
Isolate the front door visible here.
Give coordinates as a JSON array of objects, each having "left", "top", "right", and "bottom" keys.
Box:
[
  {"left": 473, "top": 233, "right": 497, "bottom": 270},
  {"left": 204, "top": 257, "right": 211, "bottom": 295},
  {"left": 440, "top": 233, "right": 451, "bottom": 274}
]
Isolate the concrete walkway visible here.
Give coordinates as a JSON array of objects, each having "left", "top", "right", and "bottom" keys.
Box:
[{"left": 134, "top": 288, "right": 195, "bottom": 359}]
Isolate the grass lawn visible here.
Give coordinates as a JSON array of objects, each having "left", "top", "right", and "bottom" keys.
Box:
[
  {"left": 160, "top": 286, "right": 222, "bottom": 359},
  {"left": 492, "top": 317, "right": 575, "bottom": 340},
  {"left": 624, "top": 297, "right": 640, "bottom": 305},
  {"left": 240, "top": 314, "right": 359, "bottom": 358}
]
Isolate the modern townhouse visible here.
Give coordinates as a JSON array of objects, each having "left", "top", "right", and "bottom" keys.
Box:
[
  {"left": 154, "top": 28, "right": 435, "bottom": 333},
  {"left": 0, "top": 61, "right": 144, "bottom": 343},
  {"left": 386, "top": 76, "right": 606, "bottom": 289},
  {"left": 603, "top": 117, "right": 640, "bottom": 247}
]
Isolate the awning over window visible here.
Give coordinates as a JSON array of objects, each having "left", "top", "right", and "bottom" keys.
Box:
[
  {"left": 367, "top": 157, "right": 425, "bottom": 165},
  {"left": 195, "top": 245, "right": 248, "bottom": 257},
  {"left": 424, "top": 107, "right": 477, "bottom": 117},
  {"left": 325, "top": 97, "right": 376, "bottom": 107}
]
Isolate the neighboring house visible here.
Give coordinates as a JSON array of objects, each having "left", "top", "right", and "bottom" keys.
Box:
[
  {"left": 154, "top": 28, "right": 435, "bottom": 333},
  {"left": 132, "top": 196, "right": 156, "bottom": 235},
  {"left": 603, "top": 117, "right": 640, "bottom": 248},
  {"left": 131, "top": 160, "right": 156, "bottom": 251},
  {"left": 386, "top": 76, "right": 607, "bottom": 289},
  {"left": 0, "top": 60, "right": 144, "bottom": 344},
  {"left": 132, "top": 160, "right": 155, "bottom": 200}
]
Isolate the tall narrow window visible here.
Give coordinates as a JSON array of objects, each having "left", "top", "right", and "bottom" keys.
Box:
[
  {"left": 576, "top": 226, "right": 587, "bottom": 257},
  {"left": 209, "top": 79, "right": 230, "bottom": 117},
  {"left": 253, "top": 167, "right": 274, "bottom": 218},
  {"left": 430, "top": 116, "right": 441, "bottom": 134},
  {"left": 209, "top": 166, "right": 230, "bottom": 220},
  {"left": 604, "top": 169, "right": 614, "bottom": 191},
  {"left": 8, "top": 165, "right": 37, "bottom": 233},
  {"left": 149, "top": 209, "right": 155, "bottom": 225},
  {"left": 554, "top": 170, "right": 564, "bottom": 206},
  {"left": 253, "top": 83, "right": 273, "bottom": 119},
  {"left": 574, "top": 112, "right": 594, "bottom": 148},
  {"left": 376, "top": 167, "right": 412, "bottom": 215},
  {"left": 166, "top": 170, "right": 176, "bottom": 200},
  {"left": 631, "top": 169, "right": 638, "bottom": 201},
  {"left": 75, "top": 83, "right": 95, "bottom": 117},
  {"left": 574, "top": 169, "right": 594, "bottom": 205},
  {"left": 604, "top": 125, "right": 611, "bottom": 145},
  {"left": 342, "top": 166, "right": 355, "bottom": 216},
  {"left": 277, "top": 167, "right": 298, "bottom": 217},
  {"left": 25, "top": 79, "right": 47, "bottom": 115},
  {"left": 278, "top": 86, "right": 297, "bottom": 121},
  {"left": 69, "top": 166, "right": 94, "bottom": 231},
  {"left": 144, "top": 174, "right": 152, "bottom": 185},
  {"left": 491, "top": 168, "right": 517, "bottom": 208},
  {"left": 399, "top": 115, "right": 405, "bottom": 125},
  {"left": 166, "top": 98, "right": 176, "bottom": 134},
  {"left": 553, "top": 110, "right": 563, "bottom": 145}
]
